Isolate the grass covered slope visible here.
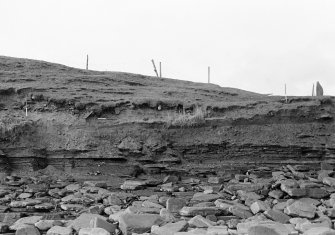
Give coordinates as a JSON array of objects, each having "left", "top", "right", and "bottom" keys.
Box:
[{"left": 0, "top": 55, "right": 265, "bottom": 108}]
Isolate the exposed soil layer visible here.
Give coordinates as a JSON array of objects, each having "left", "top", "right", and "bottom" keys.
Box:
[{"left": 0, "top": 56, "right": 334, "bottom": 175}]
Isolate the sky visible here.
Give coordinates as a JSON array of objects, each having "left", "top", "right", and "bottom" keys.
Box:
[{"left": 1, "top": 0, "right": 335, "bottom": 96}]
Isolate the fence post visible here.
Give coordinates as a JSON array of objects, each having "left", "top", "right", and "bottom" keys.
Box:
[{"left": 208, "top": 66, "right": 210, "bottom": 83}]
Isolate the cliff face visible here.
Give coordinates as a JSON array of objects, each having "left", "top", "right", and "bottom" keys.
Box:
[{"left": 0, "top": 56, "right": 334, "bottom": 175}]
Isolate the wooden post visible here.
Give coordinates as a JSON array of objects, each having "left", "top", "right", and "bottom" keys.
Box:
[
  {"left": 86, "top": 55, "right": 89, "bottom": 70},
  {"left": 151, "top": 59, "right": 159, "bottom": 77},
  {"left": 312, "top": 83, "right": 315, "bottom": 96},
  {"left": 159, "top": 62, "right": 162, "bottom": 78},
  {"left": 25, "top": 97, "right": 28, "bottom": 117},
  {"left": 208, "top": 66, "right": 210, "bottom": 83},
  {"left": 285, "top": 84, "right": 288, "bottom": 103}
]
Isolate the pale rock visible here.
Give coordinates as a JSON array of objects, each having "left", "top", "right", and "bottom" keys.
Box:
[
  {"left": 142, "top": 200, "right": 164, "bottom": 209},
  {"left": 250, "top": 201, "right": 270, "bottom": 214},
  {"left": 191, "top": 193, "right": 222, "bottom": 202},
  {"left": 323, "top": 177, "right": 335, "bottom": 187},
  {"left": 89, "top": 217, "right": 116, "bottom": 233},
  {"left": 65, "top": 184, "right": 81, "bottom": 192},
  {"left": 179, "top": 207, "right": 224, "bottom": 217},
  {"left": 10, "top": 216, "right": 43, "bottom": 230},
  {"left": 120, "top": 180, "right": 146, "bottom": 190},
  {"left": 79, "top": 228, "right": 110, "bottom": 235},
  {"left": 46, "top": 225, "right": 73, "bottom": 235},
  {"left": 160, "top": 208, "right": 177, "bottom": 222},
  {"left": 70, "top": 213, "right": 108, "bottom": 232},
  {"left": 104, "top": 205, "right": 121, "bottom": 215},
  {"left": 34, "top": 220, "right": 56, "bottom": 231},
  {"left": 284, "top": 200, "right": 316, "bottom": 218}
]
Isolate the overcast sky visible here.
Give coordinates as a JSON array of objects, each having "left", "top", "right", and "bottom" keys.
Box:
[{"left": 1, "top": 0, "right": 335, "bottom": 96}]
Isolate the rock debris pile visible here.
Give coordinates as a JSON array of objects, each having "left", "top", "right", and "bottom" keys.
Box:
[{"left": 1, "top": 164, "right": 335, "bottom": 234}]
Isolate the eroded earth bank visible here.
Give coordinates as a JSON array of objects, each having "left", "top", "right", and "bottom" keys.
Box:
[{"left": 1, "top": 56, "right": 335, "bottom": 234}]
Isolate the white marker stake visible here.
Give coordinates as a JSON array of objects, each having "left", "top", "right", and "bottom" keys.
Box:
[{"left": 285, "top": 84, "right": 288, "bottom": 103}]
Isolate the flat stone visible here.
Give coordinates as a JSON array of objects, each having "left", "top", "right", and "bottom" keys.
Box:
[
  {"left": 120, "top": 181, "right": 146, "bottom": 190},
  {"left": 264, "top": 209, "right": 291, "bottom": 224},
  {"left": 226, "top": 183, "right": 265, "bottom": 192},
  {"left": 250, "top": 201, "right": 270, "bottom": 214},
  {"left": 306, "top": 188, "right": 329, "bottom": 199},
  {"left": 79, "top": 228, "right": 110, "bottom": 235},
  {"left": 34, "top": 220, "right": 57, "bottom": 231},
  {"left": 248, "top": 222, "right": 292, "bottom": 235},
  {"left": 166, "top": 198, "right": 186, "bottom": 213},
  {"left": 65, "top": 184, "right": 81, "bottom": 192},
  {"left": 35, "top": 203, "right": 54, "bottom": 210},
  {"left": 117, "top": 213, "right": 163, "bottom": 235},
  {"left": 268, "top": 190, "right": 284, "bottom": 199},
  {"left": 303, "top": 227, "right": 335, "bottom": 235},
  {"left": 46, "top": 225, "right": 73, "bottom": 235},
  {"left": 191, "top": 193, "right": 222, "bottom": 202},
  {"left": 206, "top": 226, "right": 229, "bottom": 235},
  {"left": 208, "top": 177, "right": 226, "bottom": 184},
  {"left": 284, "top": 200, "right": 316, "bottom": 218},
  {"left": 10, "top": 199, "right": 42, "bottom": 208},
  {"left": 142, "top": 200, "right": 164, "bottom": 209},
  {"left": 229, "top": 205, "right": 253, "bottom": 219},
  {"left": 70, "top": 213, "right": 108, "bottom": 232},
  {"left": 18, "top": 193, "right": 32, "bottom": 199},
  {"left": 323, "top": 177, "right": 335, "bottom": 187},
  {"left": 89, "top": 217, "right": 116, "bottom": 233},
  {"left": 60, "top": 204, "right": 84, "bottom": 211},
  {"left": 188, "top": 215, "right": 215, "bottom": 228},
  {"left": 174, "top": 228, "right": 208, "bottom": 235},
  {"left": 179, "top": 207, "right": 224, "bottom": 217},
  {"left": 151, "top": 220, "right": 188, "bottom": 235},
  {"left": 0, "top": 212, "right": 22, "bottom": 225},
  {"left": 283, "top": 188, "right": 307, "bottom": 197},
  {"left": 15, "top": 224, "right": 40, "bottom": 235},
  {"left": 10, "top": 216, "right": 43, "bottom": 230}
]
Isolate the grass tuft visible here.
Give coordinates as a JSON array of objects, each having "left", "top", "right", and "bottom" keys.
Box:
[{"left": 166, "top": 107, "right": 206, "bottom": 128}]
